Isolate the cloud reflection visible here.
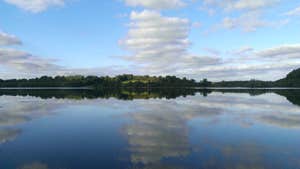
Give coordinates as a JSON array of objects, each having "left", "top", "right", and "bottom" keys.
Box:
[
  {"left": 17, "top": 162, "right": 67, "bottom": 169},
  {"left": 0, "top": 128, "right": 21, "bottom": 144},
  {"left": 18, "top": 162, "right": 49, "bottom": 169},
  {"left": 0, "top": 90, "right": 298, "bottom": 169},
  {"left": 123, "top": 100, "right": 221, "bottom": 167}
]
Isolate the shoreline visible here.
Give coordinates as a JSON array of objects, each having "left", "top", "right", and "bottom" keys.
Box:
[
  {"left": 195, "top": 87, "right": 300, "bottom": 90},
  {"left": 0, "top": 87, "right": 300, "bottom": 90},
  {"left": 0, "top": 87, "right": 92, "bottom": 90}
]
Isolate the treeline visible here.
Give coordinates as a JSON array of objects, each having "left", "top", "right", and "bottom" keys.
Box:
[
  {"left": 1, "top": 67, "right": 300, "bottom": 88},
  {"left": 212, "top": 80, "right": 275, "bottom": 88},
  {"left": 0, "top": 75, "right": 211, "bottom": 88},
  {"left": 212, "top": 68, "right": 300, "bottom": 88},
  {"left": 275, "top": 68, "right": 300, "bottom": 87}
]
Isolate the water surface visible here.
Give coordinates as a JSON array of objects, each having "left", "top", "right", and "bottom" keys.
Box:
[{"left": 0, "top": 89, "right": 299, "bottom": 169}]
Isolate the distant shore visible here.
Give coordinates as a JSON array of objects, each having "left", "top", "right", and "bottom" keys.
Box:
[
  {"left": 195, "top": 87, "right": 300, "bottom": 90},
  {"left": 1, "top": 87, "right": 300, "bottom": 90},
  {"left": 0, "top": 68, "right": 300, "bottom": 88},
  {"left": 0, "top": 87, "right": 92, "bottom": 90}
]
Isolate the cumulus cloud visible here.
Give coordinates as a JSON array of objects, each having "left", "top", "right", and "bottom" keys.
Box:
[
  {"left": 4, "top": 0, "right": 64, "bottom": 13},
  {"left": 1, "top": 0, "right": 298, "bottom": 81},
  {"left": 285, "top": 6, "right": 300, "bottom": 16},
  {"left": 232, "top": 0, "right": 278, "bottom": 10},
  {"left": 202, "top": 0, "right": 283, "bottom": 32},
  {"left": 203, "top": 0, "right": 279, "bottom": 11},
  {"left": 230, "top": 46, "right": 254, "bottom": 56},
  {"left": 121, "top": 10, "right": 189, "bottom": 63},
  {"left": 203, "top": 48, "right": 221, "bottom": 56},
  {"left": 0, "top": 30, "right": 67, "bottom": 78},
  {"left": 0, "top": 29, "right": 134, "bottom": 79},
  {"left": 0, "top": 32, "right": 21, "bottom": 46},
  {"left": 192, "top": 61, "right": 300, "bottom": 81},
  {"left": 2, "top": 32, "right": 298, "bottom": 81},
  {"left": 197, "top": 44, "right": 300, "bottom": 80},
  {"left": 220, "top": 12, "right": 288, "bottom": 32},
  {"left": 123, "top": 0, "right": 185, "bottom": 10},
  {"left": 221, "top": 11, "right": 268, "bottom": 32},
  {"left": 0, "top": 48, "right": 134, "bottom": 79},
  {"left": 0, "top": 48, "right": 62, "bottom": 73},
  {"left": 118, "top": 10, "right": 300, "bottom": 80},
  {"left": 255, "top": 44, "right": 300, "bottom": 59},
  {"left": 120, "top": 10, "right": 220, "bottom": 75},
  {"left": 146, "top": 43, "right": 300, "bottom": 81},
  {"left": 192, "top": 21, "right": 202, "bottom": 28}
]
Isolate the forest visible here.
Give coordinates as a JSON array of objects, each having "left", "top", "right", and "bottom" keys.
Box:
[
  {"left": 213, "top": 67, "right": 300, "bottom": 88},
  {"left": 0, "top": 75, "right": 211, "bottom": 88},
  {"left": 0, "top": 68, "right": 299, "bottom": 88}
]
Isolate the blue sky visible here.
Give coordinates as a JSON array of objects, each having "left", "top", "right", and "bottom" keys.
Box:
[{"left": 0, "top": 0, "right": 300, "bottom": 80}]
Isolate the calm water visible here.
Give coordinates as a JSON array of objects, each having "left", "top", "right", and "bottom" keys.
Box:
[{"left": 0, "top": 89, "right": 299, "bottom": 169}]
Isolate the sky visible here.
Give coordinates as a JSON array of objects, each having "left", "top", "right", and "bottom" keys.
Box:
[{"left": 0, "top": 0, "right": 300, "bottom": 81}]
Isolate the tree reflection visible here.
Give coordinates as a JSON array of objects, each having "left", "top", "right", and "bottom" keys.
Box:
[
  {"left": 0, "top": 89, "right": 299, "bottom": 107},
  {"left": 0, "top": 89, "right": 298, "bottom": 169}
]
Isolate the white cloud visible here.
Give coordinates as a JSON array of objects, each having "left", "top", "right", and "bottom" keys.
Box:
[
  {"left": 195, "top": 44, "right": 300, "bottom": 80},
  {"left": 4, "top": 0, "right": 64, "bottom": 13},
  {"left": 0, "top": 32, "right": 21, "bottom": 46},
  {"left": 120, "top": 10, "right": 220, "bottom": 75},
  {"left": 192, "top": 21, "right": 202, "bottom": 28},
  {"left": 186, "top": 62, "right": 300, "bottom": 81},
  {"left": 221, "top": 11, "right": 268, "bottom": 32},
  {"left": 230, "top": 0, "right": 279, "bottom": 11},
  {"left": 119, "top": 10, "right": 300, "bottom": 80},
  {"left": 0, "top": 48, "right": 62, "bottom": 72},
  {"left": 0, "top": 30, "right": 133, "bottom": 79},
  {"left": 0, "top": 30, "right": 64, "bottom": 77},
  {"left": 148, "top": 43, "right": 300, "bottom": 81},
  {"left": 203, "top": 48, "right": 221, "bottom": 56},
  {"left": 255, "top": 44, "right": 300, "bottom": 59},
  {"left": 219, "top": 9, "right": 289, "bottom": 32},
  {"left": 203, "top": 0, "right": 279, "bottom": 11},
  {"left": 123, "top": 0, "right": 185, "bottom": 10},
  {"left": 230, "top": 46, "right": 254, "bottom": 56},
  {"left": 202, "top": 0, "right": 283, "bottom": 32},
  {"left": 285, "top": 6, "right": 300, "bottom": 16},
  {"left": 0, "top": 48, "right": 134, "bottom": 79},
  {"left": 120, "top": 10, "right": 190, "bottom": 65}
]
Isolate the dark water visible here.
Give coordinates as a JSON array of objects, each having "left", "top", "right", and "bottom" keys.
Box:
[{"left": 0, "top": 89, "right": 299, "bottom": 169}]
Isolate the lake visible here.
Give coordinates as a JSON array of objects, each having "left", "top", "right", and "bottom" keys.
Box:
[{"left": 0, "top": 89, "right": 299, "bottom": 169}]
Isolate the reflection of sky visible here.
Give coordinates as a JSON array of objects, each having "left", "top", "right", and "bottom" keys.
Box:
[
  {"left": 183, "top": 93, "right": 300, "bottom": 128},
  {"left": 0, "top": 92, "right": 299, "bottom": 169},
  {"left": 0, "top": 128, "right": 20, "bottom": 144},
  {"left": 123, "top": 102, "right": 221, "bottom": 166},
  {"left": 18, "top": 162, "right": 49, "bottom": 169},
  {"left": 121, "top": 93, "right": 300, "bottom": 168},
  {"left": 17, "top": 162, "right": 69, "bottom": 169}
]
